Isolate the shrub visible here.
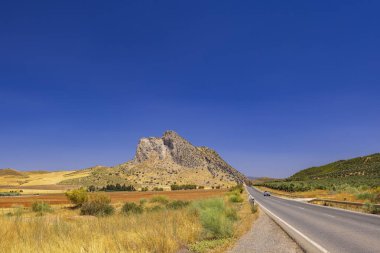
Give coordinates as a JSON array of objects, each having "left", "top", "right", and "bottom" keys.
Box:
[
  {"left": 88, "top": 185, "right": 96, "bottom": 192},
  {"left": 192, "top": 198, "right": 235, "bottom": 239},
  {"left": 356, "top": 192, "right": 374, "bottom": 200},
  {"left": 139, "top": 198, "right": 147, "bottom": 205},
  {"left": 229, "top": 184, "right": 244, "bottom": 193},
  {"left": 362, "top": 202, "right": 380, "bottom": 214},
  {"left": 170, "top": 184, "right": 197, "bottom": 190},
  {"left": 80, "top": 193, "right": 114, "bottom": 216},
  {"left": 150, "top": 195, "right": 169, "bottom": 204},
  {"left": 65, "top": 188, "right": 88, "bottom": 207},
  {"left": 31, "top": 201, "right": 52, "bottom": 213},
  {"left": 166, "top": 200, "right": 190, "bottom": 210},
  {"left": 121, "top": 202, "right": 143, "bottom": 215},
  {"left": 153, "top": 187, "right": 164, "bottom": 191},
  {"left": 141, "top": 187, "right": 149, "bottom": 192},
  {"left": 229, "top": 194, "right": 243, "bottom": 203}
]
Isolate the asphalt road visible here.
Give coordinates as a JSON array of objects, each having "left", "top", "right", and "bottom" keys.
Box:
[{"left": 247, "top": 187, "right": 380, "bottom": 253}]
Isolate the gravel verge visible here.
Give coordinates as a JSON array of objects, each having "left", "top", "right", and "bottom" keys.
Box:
[{"left": 228, "top": 208, "right": 304, "bottom": 253}]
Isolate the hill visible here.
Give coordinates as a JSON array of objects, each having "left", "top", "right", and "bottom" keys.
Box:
[
  {"left": 255, "top": 153, "right": 380, "bottom": 192},
  {"left": 0, "top": 169, "right": 26, "bottom": 177},
  {"left": 58, "top": 130, "right": 248, "bottom": 189},
  {"left": 290, "top": 153, "right": 380, "bottom": 181}
]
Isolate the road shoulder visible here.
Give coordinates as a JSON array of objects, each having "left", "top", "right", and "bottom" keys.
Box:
[{"left": 228, "top": 208, "right": 303, "bottom": 253}]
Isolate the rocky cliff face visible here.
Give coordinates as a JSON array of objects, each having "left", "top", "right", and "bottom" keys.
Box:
[
  {"left": 59, "top": 130, "right": 248, "bottom": 188},
  {"left": 134, "top": 130, "right": 248, "bottom": 183}
]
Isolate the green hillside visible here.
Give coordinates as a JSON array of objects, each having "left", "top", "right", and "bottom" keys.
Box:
[
  {"left": 290, "top": 153, "right": 380, "bottom": 181},
  {"left": 254, "top": 153, "right": 380, "bottom": 192}
]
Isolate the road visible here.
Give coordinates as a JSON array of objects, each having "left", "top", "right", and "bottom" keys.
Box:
[{"left": 247, "top": 187, "right": 380, "bottom": 253}]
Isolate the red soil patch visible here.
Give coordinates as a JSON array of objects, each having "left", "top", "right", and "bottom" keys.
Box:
[{"left": 0, "top": 189, "right": 227, "bottom": 208}]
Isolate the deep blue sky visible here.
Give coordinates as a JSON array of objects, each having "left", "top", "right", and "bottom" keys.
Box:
[{"left": 1, "top": 1, "right": 379, "bottom": 177}]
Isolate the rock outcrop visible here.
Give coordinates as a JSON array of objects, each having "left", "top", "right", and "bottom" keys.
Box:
[
  {"left": 59, "top": 130, "right": 249, "bottom": 188},
  {"left": 134, "top": 130, "right": 248, "bottom": 183}
]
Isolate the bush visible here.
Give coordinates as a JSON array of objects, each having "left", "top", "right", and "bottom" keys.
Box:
[
  {"left": 229, "top": 184, "right": 244, "bottom": 193},
  {"left": 229, "top": 194, "right": 243, "bottom": 203},
  {"left": 170, "top": 184, "right": 197, "bottom": 190},
  {"left": 88, "top": 185, "right": 96, "bottom": 192},
  {"left": 150, "top": 195, "right": 169, "bottom": 204},
  {"left": 192, "top": 198, "right": 235, "bottom": 239},
  {"left": 140, "top": 187, "right": 149, "bottom": 192},
  {"left": 65, "top": 188, "right": 88, "bottom": 207},
  {"left": 356, "top": 192, "right": 374, "bottom": 200},
  {"left": 121, "top": 202, "right": 143, "bottom": 215},
  {"left": 31, "top": 201, "right": 52, "bottom": 213},
  {"left": 362, "top": 202, "right": 380, "bottom": 214},
  {"left": 166, "top": 200, "right": 190, "bottom": 210},
  {"left": 80, "top": 193, "right": 114, "bottom": 216},
  {"left": 139, "top": 198, "right": 147, "bottom": 205}
]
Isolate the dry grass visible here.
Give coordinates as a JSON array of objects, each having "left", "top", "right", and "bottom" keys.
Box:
[
  {"left": 0, "top": 188, "right": 256, "bottom": 253},
  {"left": 0, "top": 170, "right": 89, "bottom": 187},
  {"left": 207, "top": 190, "right": 258, "bottom": 253},
  {"left": 0, "top": 209, "right": 201, "bottom": 253}
]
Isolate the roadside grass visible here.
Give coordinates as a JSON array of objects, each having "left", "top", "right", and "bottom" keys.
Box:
[
  {"left": 0, "top": 186, "right": 257, "bottom": 253},
  {"left": 189, "top": 185, "right": 258, "bottom": 253}
]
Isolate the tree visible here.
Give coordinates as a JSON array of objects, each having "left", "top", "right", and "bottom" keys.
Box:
[
  {"left": 65, "top": 188, "right": 88, "bottom": 207},
  {"left": 88, "top": 185, "right": 96, "bottom": 192}
]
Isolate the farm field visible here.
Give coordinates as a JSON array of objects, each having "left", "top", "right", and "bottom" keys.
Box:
[
  {"left": 0, "top": 189, "right": 227, "bottom": 208},
  {"left": 0, "top": 170, "right": 89, "bottom": 187},
  {"left": 0, "top": 186, "right": 256, "bottom": 253}
]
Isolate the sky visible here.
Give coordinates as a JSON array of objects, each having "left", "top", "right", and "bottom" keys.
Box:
[{"left": 1, "top": 1, "right": 379, "bottom": 178}]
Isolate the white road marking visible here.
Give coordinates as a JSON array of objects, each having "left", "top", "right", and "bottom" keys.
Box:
[{"left": 246, "top": 187, "right": 330, "bottom": 253}]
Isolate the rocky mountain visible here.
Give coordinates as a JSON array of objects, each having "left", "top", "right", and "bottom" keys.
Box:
[{"left": 60, "top": 130, "right": 248, "bottom": 189}]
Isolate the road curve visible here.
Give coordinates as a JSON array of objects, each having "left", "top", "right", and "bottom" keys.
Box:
[{"left": 247, "top": 186, "right": 380, "bottom": 253}]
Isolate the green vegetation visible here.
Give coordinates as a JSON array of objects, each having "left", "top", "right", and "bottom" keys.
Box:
[
  {"left": 166, "top": 200, "right": 190, "bottom": 209},
  {"left": 80, "top": 193, "right": 115, "bottom": 216},
  {"left": 170, "top": 184, "right": 197, "bottom": 190},
  {"left": 0, "top": 191, "right": 21, "bottom": 197},
  {"left": 290, "top": 153, "right": 380, "bottom": 182},
  {"left": 121, "top": 202, "right": 143, "bottom": 215},
  {"left": 31, "top": 201, "right": 52, "bottom": 214},
  {"left": 189, "top": 239, "right": 232, "bottom": 253},
  {"left": 149, "top": 195, "right": 169, "bottom": 204},
  {"left": 65, "top": 188, "right": 88, "bottom": 207},
  {"left": 99, "top": 183, "right": 136, "bottom": 192},
  {"left": 192, "top": 198, "right": 237, "bottom": 239},
  {"left": 362, "top": 202, "right": 380, "bottom": 214},
  {"left": 227, "top": 184, "right": 244, "bottom": 203},
  {"left": 255, "top": 153, "right": 380, "bottom": 193}
]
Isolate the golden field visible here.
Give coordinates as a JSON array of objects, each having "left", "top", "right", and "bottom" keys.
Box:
[{"left": 0, "top": 188, "right": 256, "bottom": 253}]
